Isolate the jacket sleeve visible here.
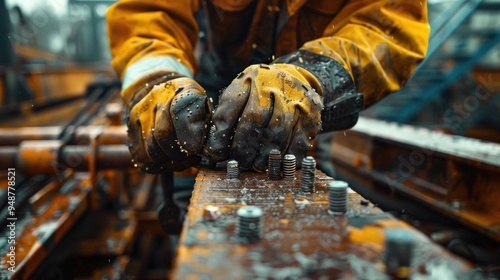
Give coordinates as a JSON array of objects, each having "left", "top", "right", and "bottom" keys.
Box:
[
  {"left": 106, "top": 0, "right": 200, "bottom": 100},
  {"left": 300, "top": 0, "right": 430, "bottom": 107}
]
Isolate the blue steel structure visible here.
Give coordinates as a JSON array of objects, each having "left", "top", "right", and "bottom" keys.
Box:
[{"left": 364, "top": 0, "right": 500, "bottom": 130}]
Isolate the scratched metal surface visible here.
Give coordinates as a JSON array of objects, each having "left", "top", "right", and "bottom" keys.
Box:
[{"left": 172, "top": 168, "right": 471, "bottom": 279}]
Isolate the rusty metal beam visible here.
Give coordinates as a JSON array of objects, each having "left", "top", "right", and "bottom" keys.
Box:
[
  {"left": 330, "top": 117, "right": 500, "bottom": 242},
  {"left": 0, "top": 177, "right": 89, "bottom": 279},
  {"left": 172, "top": 168, "right": 471, "bottom": 279}
]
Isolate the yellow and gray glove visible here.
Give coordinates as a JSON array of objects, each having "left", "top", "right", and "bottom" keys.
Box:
[
  {"left": 124, "top": 74, "right": 211, "bottom": 173},
  {"left": 205, "top": 50, "right": 363, "bottom": 171},
  {"left": 205, "top": 63, "right": 324, "bottom": 171}
]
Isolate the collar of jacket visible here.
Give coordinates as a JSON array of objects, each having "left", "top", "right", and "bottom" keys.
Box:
[
  {"left": 285, "top": 0, "right": 308, "bottom": 16},
  {"left": 209, "top": 0, "right": 307, "bottom": 16}
]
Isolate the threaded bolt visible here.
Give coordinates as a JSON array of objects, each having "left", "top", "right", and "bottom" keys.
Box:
[
  {"left": 237, "top": 206, "right": 263, "bottom": 243},
  {"left": 300, "top": 156, "right": 316, "bottom": 193},
  {"left": 385, "top": 229, "right": 414, "bottom": 279},
  {"left": 328, "top": 180, "right": 348, "bottom": 214},
  {"left": 209, "top": 124, "right": 216, "bottom": 137},
  {"left": 283, "top": 154, "right": 296, "bottom": 180},
  {"left": 227, "top": 160, "right": 239, "bottom": 180},
  {"left": 268, "top": 149, "right": 282, "bottom": 180}
]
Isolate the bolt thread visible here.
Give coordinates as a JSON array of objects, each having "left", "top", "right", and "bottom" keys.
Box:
[
  {"left": 283, "top": 154, "right": 296, "bottom": 180},
  {"left": 384, "top": 229, "right": 414, "bottom": 279},
  {"left": 300, "top": 156, "right": 316, "bottom": 193},
  {"left": 328, "top": 181, "right": 348, "bottom": 214},
  {"left": 209, "top": 125, "right": 216, "bottom": 138},
  {"left": 237, "top": 206, "right": 263, "bottom": 243},
  {"left": 227, "top": 160, "right": 239, "bottom": 180},
  {"left": 268, "top": 149, "right": 282, "bottom": 180}
]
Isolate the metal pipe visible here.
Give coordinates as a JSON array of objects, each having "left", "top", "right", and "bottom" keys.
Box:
[
  {"left": 0, "top": 125, "right": 127, "bottom": 146},
  {"left": 0, "top": 147, "right": 17, "bottom": 168},
  {"left": 0, "top": 141, "right": 133, "bottom": 175}
]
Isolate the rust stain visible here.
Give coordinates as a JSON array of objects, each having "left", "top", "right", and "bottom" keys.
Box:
[{"left": 173, "top": 168, "right": 471, "bottom": 279}]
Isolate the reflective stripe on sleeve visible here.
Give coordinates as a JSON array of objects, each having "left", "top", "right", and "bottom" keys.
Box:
[{"left": 122, "top": 56, "right": 193, "bottom": 90}]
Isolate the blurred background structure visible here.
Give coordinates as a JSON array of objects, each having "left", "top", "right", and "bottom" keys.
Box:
[
  {"left": 363, "top": 0, "right": 500, "bottom": 141},
  {"left": 0, "top": 0, "right": 499, "bottom": 279}
]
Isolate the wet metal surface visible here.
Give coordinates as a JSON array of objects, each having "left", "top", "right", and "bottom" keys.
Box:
[{"left": 172, "top": 168, "right": 470, "bottom": 279}]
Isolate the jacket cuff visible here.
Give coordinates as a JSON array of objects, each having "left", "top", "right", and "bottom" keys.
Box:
[
  {"left": 122, "top": 56, "right": 193, "bottom": 91},
  {"left": 273, "top": 50, "right": 364, "bottom": 131}
]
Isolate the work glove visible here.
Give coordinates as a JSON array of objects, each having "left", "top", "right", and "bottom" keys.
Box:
[
  {"left": 124, "top": 74, "right": 211, "bottom": 173},
  {"left": 205, "top": 50, "right": 363, "bottom": 172},
  {"left": 205, "top": 63, "right": 324, "bottom": 171}
]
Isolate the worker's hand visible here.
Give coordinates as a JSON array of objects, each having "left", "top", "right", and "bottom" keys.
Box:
[
  {"left": 126, "top": 77, "right": 211, "bottom": 173},
  {"left": 205, "top": 64, "right": 324, "bottom": 171}
]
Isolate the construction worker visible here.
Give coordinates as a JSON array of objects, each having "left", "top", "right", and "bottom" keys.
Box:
[{"left": 106, "top": 0, "right": 430, "bottom": 173}]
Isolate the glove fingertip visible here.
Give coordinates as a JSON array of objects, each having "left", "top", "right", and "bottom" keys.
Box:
[
  {"left": 171, "top": 92, "right": 210, "bottom": 155},
  {"left": 205, "top": 137, "right": 229, "bottom": 161},
  {"left": 252, "top": 155, "right": 268, "bottom": 173}
]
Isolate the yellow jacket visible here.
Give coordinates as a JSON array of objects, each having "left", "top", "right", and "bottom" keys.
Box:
[{"left": 107, "top": 0, "right": 429, "bottom": 108}]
